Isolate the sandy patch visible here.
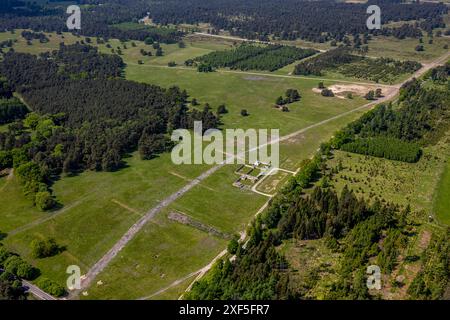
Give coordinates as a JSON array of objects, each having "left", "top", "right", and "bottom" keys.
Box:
[{"left": 313, "top": 84, "right": 380, "bottom": 99}]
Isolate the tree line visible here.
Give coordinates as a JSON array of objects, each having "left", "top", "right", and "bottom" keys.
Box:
[{"left": 195, "top": 44, "right": 317, "bottom": 72}]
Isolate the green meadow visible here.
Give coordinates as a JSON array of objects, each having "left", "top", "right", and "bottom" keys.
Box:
[{"left": 434, "top": 158, "right": 450, "bottom": 225}]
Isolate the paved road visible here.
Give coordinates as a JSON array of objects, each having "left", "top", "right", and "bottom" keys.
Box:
[
  {"left": 22, "top": 280, "right": 58, "bottom": 300},
  {"left": 78, "top": 50, "right": 450, "bottom": 298}
]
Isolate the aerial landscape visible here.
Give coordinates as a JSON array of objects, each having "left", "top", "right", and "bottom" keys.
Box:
[{"left": 0, "top": 0, "right": 449, "bottom": 306}]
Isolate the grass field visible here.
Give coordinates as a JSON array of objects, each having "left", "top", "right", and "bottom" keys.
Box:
[
  {"left": 367, "top": 35, "right": 450, "bottom": 63},
  {"left": 126, "top": 64, "right": 365, "bottom": 135},
  {"left": 0, "top": 29, "right": 402, "bottom": 299},
  {"left": 434, "top": 158, "right": 450, "bottom": 225},
  {"left": 84, "top": 211, "right": 227, "bottom": 300},
  {"left": 1, "top": 153, "right": 213, "bottom": 285}
]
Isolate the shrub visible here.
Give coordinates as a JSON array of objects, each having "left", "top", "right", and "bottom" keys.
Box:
[
  {"left": 3, "top": 255, "right": 38, "bottom": 280},
  {"left": 321, "top": 89, "right": 334, "bottom": 97},
  {"left": 34, "top": 191, "right": 55, "bottom": 211},
  {"left": 227, "top": 237, "right": 239, "bottom": 254},
  {"left": 30, "top": 238, "right": 62, "bottom": 259},
  {"left": 217, "top": 104, "right": 228, "bottom": 114},
  {"left": 36, "top": 278, "right": 66, "bottom": 297}
]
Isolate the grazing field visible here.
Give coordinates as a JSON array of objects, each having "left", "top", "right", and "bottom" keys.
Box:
[
  {"left": 168, "top": 165, "right": 268, "bottom": 234},
  {"left": 281, "top": 238, "right": 340, "bottom": 300},
  {"left": 256, "top": 170, "right": 292, "bottom": 195},
  {"left": 434, "top": 158, "right": 450, "bottom": 225}
]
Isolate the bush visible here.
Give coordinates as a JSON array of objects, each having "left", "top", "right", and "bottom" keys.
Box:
[
  {"left": 3, "top": 255, "right": 39, "bottom": 280},
  {"left": 217, "top": 104, "right": 228, "bottom": 114},
  {"left": 34, "top": 191, "right": 55, "bottom": 211},
  {"left": 15, "top": 162, "right": 43, "bottom": 185},
  {"left": 36, "top": 278, "right": 66, "bottom": 297},
  {"left": 0, "top": 151, "right": 13, "bottom": 170},
  {"left": 321, "top": 89, "right": 334, "bottom": 97},
  {"left": 227, "top": 237, "right": 239, "bottom": 254},
  {"left": 30, "top": 238, "right": 62, "bottom": 259}
]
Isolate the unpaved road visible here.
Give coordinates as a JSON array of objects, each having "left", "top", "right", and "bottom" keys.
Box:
[
  {"left": 192, "top": 32, "right": 328, "bottom": 52},
  {"left": 77, "top": 51, "right": 450, "bottom": 298}
]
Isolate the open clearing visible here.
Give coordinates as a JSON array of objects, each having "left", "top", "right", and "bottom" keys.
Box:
[{"left": 434, "top": 157, "right": 450, "bottom": 225}]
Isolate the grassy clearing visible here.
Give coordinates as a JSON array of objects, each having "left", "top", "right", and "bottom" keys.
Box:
[
  {"left": 280, "top": 238, "right": 340, "bottom": 300},
  {"left": 256, "top": 170, "right": 291, "bottom": 195},
  {"left": 169, "top": 165, "right": 268, "bottom": 234},
  {"left": 0, "top": 29, "right": 81, "bottom": 55},
  {"left": 2, "top": 153, "right": 212, "bottom": 285},
  {"left": 0, "top": 124, "right": 9, "bottom": 133},
  {"left": 367, "top": 35, "right": 450, "bottom": 63},
  {"left": 278, "top": 105, "right": 372, "bottom": 171},
  {"left": 434, "top": 158, "right": 450, "bottom": 225},
  {"left": 84, "top": 212, "right": 227, "bottom": 300},
  {"left": 126, "top": 64, "right": 365, "bottom": 135}
]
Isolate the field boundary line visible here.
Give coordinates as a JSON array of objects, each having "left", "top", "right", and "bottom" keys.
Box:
[{"left": 127, "top": 62, "right": 397, "bottom": 88}]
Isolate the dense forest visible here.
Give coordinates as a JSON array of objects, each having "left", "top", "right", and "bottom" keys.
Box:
[
  {"left": 340, "top": 137, "right": 422, "bottom": 163},
  {"left": 147, "top": 0, "right": 447, "bottom": 42},
  {"left": 0, "top": 1, "right": 446, "bottom": 44},
  {"left": 194, "top": 44, "right": 317, "bottom": 72},
  {"left": 0, "top": 0, "right": 183, "bottom": 44},
  {"left": 0, "top": 44, "right": 219, "bottom": 210},
  {"left": 187, "top": 65, "right": 450, "bottom": 300}
]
